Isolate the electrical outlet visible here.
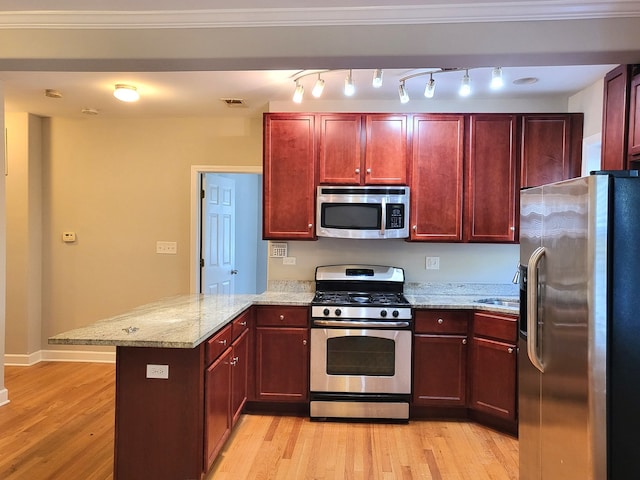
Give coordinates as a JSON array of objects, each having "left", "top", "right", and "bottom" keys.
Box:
[
  {"left": 426, "top": 256, "right": 440, "bottom": 270},
  {"left": 283, "top": 257, "right": 296, "bottom": 265},
  {"left": 156, "top": 241, "right": 177, "bottom": 255},
  {"left": 146, "top": 364, "right": 169, "bottom": 379}
]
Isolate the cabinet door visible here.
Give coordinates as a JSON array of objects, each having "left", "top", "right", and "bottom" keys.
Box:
[
  {"left": 602, "top": 64, "right": 632, "bottom": 170},
  {"left": 230, "top": 328, "right": 249, "bottom": 426},
  {"left": 628, "top": 73, "right": 640, "bottom": 159},
  {"left": 255, "top": 327, "right": 309, "bottom": 401},
  {"left": 466, "top": 114, "right": 518, "bottom": 242},
  {"left": 204, "top": 348, "right": 232, "bottom": 471},
  {"left": 263, "top": 114, "right": 316, "bottom": 239},
  {"left": 319, "top": 114, "right": 362, "bottom": 184},
  {"left": 410, "top": 114, "right": 465, "bottom": 241},
  {"left": 413, "top": 334, "right": 467, "bottom": 406},
  {"left": 469, "top": 337, "right": 517, "bottom": 421},
  {"left": 520, "top": 114, "right": 583, "bottom": 188},
  {"left": 364, "top": 114, "right": 408, "bottom": 184}
]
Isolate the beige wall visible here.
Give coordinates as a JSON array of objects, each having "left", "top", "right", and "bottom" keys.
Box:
[
  {"left": 5, "top": 114, "right": 262, "bottom": 355},
  {"left": 1, "top": 82, "right": 7, "bottom": 403}
]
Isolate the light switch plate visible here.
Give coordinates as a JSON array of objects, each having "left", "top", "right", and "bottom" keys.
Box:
[{"left": 426, "top": 256, "right": 440, "bottom": 270}]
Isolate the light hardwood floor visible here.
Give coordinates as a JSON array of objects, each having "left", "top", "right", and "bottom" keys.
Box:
[{"left": 1, "top": 362, "right": 518, "bottom": 479}]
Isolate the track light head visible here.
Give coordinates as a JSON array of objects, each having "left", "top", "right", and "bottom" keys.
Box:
[
  {"left": 398, "top": 81, "right": 409, "bottom": 104},
  {"left": 459, "top": 70, "right": 471, "bottom": 97},
  {"left": 372, "top": 69, "right": 383, "bottom": 88},
  {"left": 344, "top": 70, "right": 355, "bottom": 96},
  {"left": 293, "top": 81, "right": 304, "bottom": 103},
  {"left": 491, "top": 67, "right": 504, "bottom": 89},
  {"left": 424, "top": 75, "right": 435, "bottom": 98},
  {"left": 312, "top": 75, "right": 325, "bottom": 98}
]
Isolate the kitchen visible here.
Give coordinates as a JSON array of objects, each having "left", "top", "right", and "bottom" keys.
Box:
[{"left": 1, "top": 2, "right": 640, "bottom": 479}]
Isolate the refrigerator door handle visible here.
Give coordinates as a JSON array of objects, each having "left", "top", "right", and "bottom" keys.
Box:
[{"left": 527, "top": 246, "right": 546, "bottom": 373}]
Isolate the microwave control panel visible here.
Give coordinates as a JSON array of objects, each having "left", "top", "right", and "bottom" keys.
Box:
[{"left": 386, "top": 204, "right": 405, "bottom": 229}]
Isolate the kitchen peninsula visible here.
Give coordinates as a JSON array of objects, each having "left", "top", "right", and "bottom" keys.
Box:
[{"left": 49, "top": 288, "right": 518, "bottom": 480}]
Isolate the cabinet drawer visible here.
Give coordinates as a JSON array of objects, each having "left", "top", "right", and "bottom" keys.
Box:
[
  {"left": 414, "top": 310, "right": 469, "bottom": 334},
  {"left": 473, "top": 312, "right": 517, "bottom": 343},
  {"left": 231, "top": 309, "right": 251, "bottom": 341},
  {"left": 206, "top": 324, "right": 232, "bottom": 365},
  {"left": 255, "top": 306, "right": 308, "bottom": 327}
]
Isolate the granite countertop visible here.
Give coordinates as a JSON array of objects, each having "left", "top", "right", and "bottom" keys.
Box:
[{"left": 49, "top": 286, "right": 518, "bottom": 349}]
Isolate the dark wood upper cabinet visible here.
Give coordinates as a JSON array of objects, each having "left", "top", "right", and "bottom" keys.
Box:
[
  {"left": 520, "top": 114, "right": 583, "bottom": 188},
  {"left": 364, "top": 114, "right": 408, "bottom": 184},
  {"left": 318, "top": 113, "right": 408, "bottom": 185},
  {"left": 627, "top": 71, "right": 640, "bottom": 161},
  {"left": 263, "top": 114, "right": 316, "bottom": 239},
  {"left": 465, "top": 114, "right": 518, "bottom": 243},
  {"left": 601, "top": 64, "right": 632, "bottom": 171},
  {"left": 410, "top": 114, "right": 465, "bottom": 241}
]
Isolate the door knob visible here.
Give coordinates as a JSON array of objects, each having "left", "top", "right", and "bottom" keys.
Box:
[{"left": 231, "top": 269, "right": 238, "bottom": 275}]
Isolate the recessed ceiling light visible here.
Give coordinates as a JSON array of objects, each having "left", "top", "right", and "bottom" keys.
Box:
[
  {"left": 114, "top": 84, "right": 139, "bottom": 102},
  {"left": 513, "top": 77, "right": 539, "bottom": 85}
]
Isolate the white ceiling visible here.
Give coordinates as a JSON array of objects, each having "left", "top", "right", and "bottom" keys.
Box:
[{"left": 0, "top": 1, "right": 636, "bottom": 118}]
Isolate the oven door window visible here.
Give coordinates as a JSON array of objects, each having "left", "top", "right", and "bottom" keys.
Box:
[
  {"left": 326, "top": 336, "right": 395, "bottom": 376},
  {"left": 321, "top": 203, "right": 381, "bottom": 230}
]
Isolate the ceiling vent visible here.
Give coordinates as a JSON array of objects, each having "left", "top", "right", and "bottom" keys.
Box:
[{"left": 220, "top": 98, "right": 247, "bottom": 108}]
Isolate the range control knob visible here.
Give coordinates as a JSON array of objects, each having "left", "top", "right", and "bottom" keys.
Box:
[
  {"left": 380, "top": 309, "right": 388, "bottom": 318},
  {"left": 323, "top": 308, "right": 330, "bottom": 316},
  {"left": 335, "top": 309, "right": 342, "bottom": 317},
  {"left": 392, "top": 310, "right": 400, "bottom": 318}
]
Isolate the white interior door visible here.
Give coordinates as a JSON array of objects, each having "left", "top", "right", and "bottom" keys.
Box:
[{"left": 202, "top": 174, "right": 236, "bottom": 295}]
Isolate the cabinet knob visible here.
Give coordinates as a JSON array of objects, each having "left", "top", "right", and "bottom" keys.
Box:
[
  {"left": 366, "top": 168, "right": 372, "bottom": 174},
  {"left": 510, "top": 226, "right": 515, "bottom": 231},
  {"left": 508, "top": 347, "right": 514, "bottom": 354},
  {"left": 239, "top": 321, "right": 247, "bottom": 327},
  {"left": 355, "top": 168, "right": 360, "bottom": 174},
  {"left": 218, "top": 339, "right": 227, "bottom": 346},
  {"left": 308, "top": 223, "right": 313, "bottom": 229},
  {"left": 303, "top": 339, "right": 308, "bottom": 346},
  {"left": 437, "top": 318, "right": 444, "bottom": 324},
  {"left": 279, "top": 314, "right": 285, "bottom": 321},
  {"left": 412, "top": 225, "right": 417, "bottom": 231},
  {"left": 462, "top": 338, "right": 467, "bottom": 345}
]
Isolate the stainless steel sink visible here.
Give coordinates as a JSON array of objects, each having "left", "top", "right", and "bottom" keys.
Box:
[{"left": 474, "top": 298, "right": 520, "bottom": 308}]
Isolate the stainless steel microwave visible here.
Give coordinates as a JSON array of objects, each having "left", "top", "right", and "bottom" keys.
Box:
[{"left": 316, "top": 186, "right": 410, "bottom": 239}]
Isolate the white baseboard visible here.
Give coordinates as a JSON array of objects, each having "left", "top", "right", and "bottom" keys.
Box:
[
  {"left": 5, "top": 349, "right": 116, "bottom": 366},
  {"left": 0, "top": 388, "right": 9, "bottom": 407}
]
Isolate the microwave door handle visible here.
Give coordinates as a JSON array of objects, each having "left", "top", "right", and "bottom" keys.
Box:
[{"left": 380, "top": 198, "right": 386, "bottom": 235}]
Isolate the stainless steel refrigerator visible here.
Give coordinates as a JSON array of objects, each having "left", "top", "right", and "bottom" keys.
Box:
[{"left": 519, "top": 171, "right": 640, "bottom": 480}]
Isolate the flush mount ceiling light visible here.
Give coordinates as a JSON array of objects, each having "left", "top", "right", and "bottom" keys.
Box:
[{"left": 113, "top": 84, "right": 139, "bottom": 102}]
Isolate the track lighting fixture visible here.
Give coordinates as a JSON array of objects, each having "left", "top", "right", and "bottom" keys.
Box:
[
  {"left": 459, "top": 70, "right": 471, "bottom": 97},
  {"left": 312, "top": 74, "right": 325, "bottom": 98},
  {"left": 398, "top": 81, "right": 409, "bottom": 104},
  {"left": 293, "top": 81, "right": 304, "bottom": 103},
  {"left": 290, "top": 66, "right": 507, "bottom": 104},
  {"left": 491, "top": 67, "right": 504, "bottom": 89},
  {"left": 424, "top": 74, "right": 435, "bottom": 98},
  {"left": 113, "top": 84, "right": 139, "bottom": 102},
  {"left": 344, "top": 69, "right": 355, "bottom": 96},
  {"left": 372, "top": 69, "right": 383, "bottom": 88}
]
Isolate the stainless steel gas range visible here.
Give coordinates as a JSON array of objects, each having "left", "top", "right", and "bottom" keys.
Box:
[{"left": 309, "top": 264, "right": 413, "bottom": 421}]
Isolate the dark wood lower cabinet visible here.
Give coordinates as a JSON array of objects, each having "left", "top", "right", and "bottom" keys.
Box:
[{"left": 204, "top": 347, "right": 232, "bottom": 471}]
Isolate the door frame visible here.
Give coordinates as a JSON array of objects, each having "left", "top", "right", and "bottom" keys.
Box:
[{"left": 189, "top": 165, "right": 262, "bottom": 294}]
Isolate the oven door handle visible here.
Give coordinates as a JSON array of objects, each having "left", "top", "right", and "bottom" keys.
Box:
[{"left": 312, "top": 319, "right": 410, "bottom": 328}]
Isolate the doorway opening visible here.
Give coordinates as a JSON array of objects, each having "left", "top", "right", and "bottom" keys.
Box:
[{"left": 190, "top": 165, "right": 267, "bottom": 295}]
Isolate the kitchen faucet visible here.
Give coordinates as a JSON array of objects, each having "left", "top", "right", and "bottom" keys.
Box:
[{"left": 512, "top": 264, "right": 520, "bottom": 284}]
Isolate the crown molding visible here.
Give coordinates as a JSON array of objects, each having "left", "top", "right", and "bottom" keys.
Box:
[{"left": 0, "top": 1, "right": 639, "bottom": 29}]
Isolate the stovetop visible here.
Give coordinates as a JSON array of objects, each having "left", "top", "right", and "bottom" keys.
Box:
[{"left": 311, "top": 290, "right": 410, "bottom": 307}]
